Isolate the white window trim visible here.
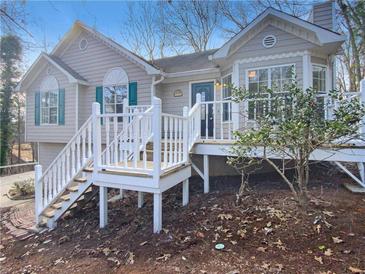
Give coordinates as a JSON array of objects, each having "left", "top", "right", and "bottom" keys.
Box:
[
  {"left": 312, "top": 63, "right": 328, "bottom": 93},
  {"left": 103, "top": 67, "right": 129, "bottom": 115},
  {"left": 103, "top": 84, "right": 129, "bottom": 115},
  {"left": 245, "top": 63, "right": 296, "bottom": 90},
  {"left": 40, "top": 90, "right": 59, "bottom": 126},
  {"left": 245, "top": 63, "right": 296, "bottom": 121},
  {"left": 221, "top": 73, "right": 233, "bottom": 123}
]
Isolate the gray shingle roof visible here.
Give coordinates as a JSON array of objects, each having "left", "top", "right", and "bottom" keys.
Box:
[
  {"left": 153, "top": 49, "right": 218, "bottom": 73},
  {"left": 47, "top": 55, "right": 88, "bottom": 82}
]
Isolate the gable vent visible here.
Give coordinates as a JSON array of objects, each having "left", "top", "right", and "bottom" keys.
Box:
[{"left": 262, "top": 35, "right": 277, "bottom": 48}]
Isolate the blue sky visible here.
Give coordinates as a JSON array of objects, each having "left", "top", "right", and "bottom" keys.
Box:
[
  {"left": 21, "top": 0, "right": 314, "bottom": 70},
  {"left": 23, "top": 1, "right": 138, "bottom": 68}
]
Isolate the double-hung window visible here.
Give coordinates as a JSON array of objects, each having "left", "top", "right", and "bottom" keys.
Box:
[
  {"left": 103, "top": 85, "right": 128, "bottom": 122},
  {"left": 41, "top": 90, "right": 58, "bottom": 125},
  {"left": 247, "top": 64, "right": 294, "bottom": 120},
  {"left": 312, "top": 65, "right": 327, "bottom": 118},
  {"left": 222, "top": 74, "right": 232, "bottom": 122}
]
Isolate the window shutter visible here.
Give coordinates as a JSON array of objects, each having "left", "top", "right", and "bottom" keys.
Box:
[
  {"left": 58, "top": 89, "right": 65, "bottom": 125},
  {"left": 128, "top": 82, "right": 137, "bottom": 106},
  {"left": 35, "top": 92, "right": 40, "bottom": 126},
  {"left": 96, "top": 86, "right": 103, "bottom": 125},
  {"left": 96, "top": 86, "right": 103, "bottom": 113}
]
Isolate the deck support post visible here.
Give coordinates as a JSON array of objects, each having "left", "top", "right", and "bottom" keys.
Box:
[
  {"left": 138, "top": 192, "right": 144, "bottom": 208},
  {"left": 203, "top": 154, "right": 209, "bottom": 193},
  {"left": 34, "top": 164, "right": 43, "bottom": 225},
  {"left": 153, "top": 193, "right": 162, "bottom": 233},
  {"left": 182, "top": 179, "right": 189, "bottom": 206},
  {"left": 360, "top": 79, "right": 365, "bottom": 136},
  {"left": 99, "top": 186, "right": 108, "bottom": 228},
  {"left": 120, "top": 189, "right": 124, "bottom": 199}
]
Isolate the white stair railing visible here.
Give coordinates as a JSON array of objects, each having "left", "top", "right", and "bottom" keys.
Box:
[
  {"left": 187, "top": 94, "right": 201, "bottom": 149},
  {"left": 35, "top": 116, "right": 93, "bottom": 222}
]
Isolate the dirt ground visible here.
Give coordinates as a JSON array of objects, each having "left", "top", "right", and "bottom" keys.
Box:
[{"left": 1, "top": 165, "right": 364, "bottom": 274}]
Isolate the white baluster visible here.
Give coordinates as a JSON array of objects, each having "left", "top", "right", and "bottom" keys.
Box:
[
  {"left": 228, "top": 102, "right": 232, "bottom": 140},
  {"left": 169, "top": 117, "right": 173, "bottom": 166},
  {"left": 61, "top": 154, "right": 66, "bottom": 188},
  {"left": 71, "top": 141, "right": 76, "bottom": 176},
  {"left": 178, "top": 118, "right": 182, "bottom": 162},
  {"left": 113, "top": 116, "right": 118, "bottom": 165},
  {"left": 213, "top": 102, "right": 216, "bottom": 139},
  {"left": 133, "top": 109, "right": 140, "bottom": 168},
  {"left": 66, "top": 149, "right": 70, "bottom": 183},
  {"left": 76, "top": 134, "right": 81, "bottom": 171},
  {"left": 57, "top": 160, "right": 61, "bottom": 193},
  {"left": 44, "top": 176, "right": 48, "bottom": 205},
  {"left": 87, "top": 122, "right": 92, "bottom": 158},
  {"left": 82, "top": 129, "right": 86, "bottom": 164},
  {"left": 220, "top": 102, "right": 224, "bottom": 140},
  {"left": 164, "top": 116, "right": 168, "bottom": 168},
  {"left": 183, "top": 106, "right": 188, "bottom": 162},
  {"left": 105, "top": 118, "right": 110, "bottom": 165}
]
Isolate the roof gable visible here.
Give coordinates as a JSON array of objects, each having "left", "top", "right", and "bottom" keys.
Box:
[
  {"left": 52, "top": 21, "right": 161, "bottom": 75},
  {"left": 213, "top": 7, "right": 346, "bottom": 59},
  {"left": 16, "top": 53, "right": 89, "bottom": 91}
]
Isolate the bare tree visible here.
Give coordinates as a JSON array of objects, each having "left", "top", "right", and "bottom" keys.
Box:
[
  {"left": 0, "top": 0, "right": 31, "bottom": 37},
  {"left": 163, "top": 0, "right": 221, "bottom": 52},
  {"left": 121, "top": 1, "right": 169, "bottom": 61}
]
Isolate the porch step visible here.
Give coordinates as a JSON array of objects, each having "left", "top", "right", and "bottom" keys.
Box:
[
  {"left": 74, "top": 177, "right": 87, "bottom": 183},
  {"left": 43, "top": 209, "right": 57, "bottom": 218},
  {"left": 51, "top": 202, "right": 63, "bottom": 209},
  {"left": 60, "top": 194, "right": 71, "bottom": 201},
  {"left": 83, "top": 167, "right": 93, "bottom": 173},
  {"left": 67, "top": 186, "right": 79, "bottom": 192}
]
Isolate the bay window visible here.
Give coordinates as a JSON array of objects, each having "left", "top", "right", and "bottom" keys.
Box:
[{"left": 247, "top": 64, "right": 295, "bottom": 120}]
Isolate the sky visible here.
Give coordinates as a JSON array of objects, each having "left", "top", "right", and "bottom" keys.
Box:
[
  {"left": 22, "top": 1, "right": 134, "bottom": 68},
  {"left": 15, "top": 0, "right": 314, "bottom": 71}
]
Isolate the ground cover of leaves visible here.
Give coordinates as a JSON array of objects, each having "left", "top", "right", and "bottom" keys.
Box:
[{"left": 1, "top": 166, "right": 364, "bottom": 274}]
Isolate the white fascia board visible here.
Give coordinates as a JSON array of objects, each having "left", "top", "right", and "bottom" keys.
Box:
[{"left": 213, "top": 8, "right": 345, "bottom": 59}]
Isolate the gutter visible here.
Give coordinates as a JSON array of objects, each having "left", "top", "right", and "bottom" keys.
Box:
[{"left": 151, "top": 75, "right": 165, "bottom": 98}]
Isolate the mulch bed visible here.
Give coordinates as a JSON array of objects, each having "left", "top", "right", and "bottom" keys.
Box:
[{"left": 0, "top": 165, "right": 364, "bottom": 274}]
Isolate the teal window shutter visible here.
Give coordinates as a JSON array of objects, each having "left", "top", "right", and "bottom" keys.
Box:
[
  {"left": 58, "top": 88, "right": 65, "bottom": 125},
  {"left": 96, "top": 86, "right": 103, "bottom": 125},
  {"left": 96, "top": 86, "right": 103, "bottom": 113},
  {"left": 128, "top": 82, "right": 137, "bottom": 106},
  {"left": 35, "top": 92, "right": 40, "bottom": 126}
]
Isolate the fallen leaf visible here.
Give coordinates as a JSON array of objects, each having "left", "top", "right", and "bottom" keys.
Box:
[
  {"left": 237, "top": 229, "right": 247, "bottom": 238},
  {"left": 315, "top": 224, "right": 321, "bottom": 234},
  {"left": 318, "top": 245, "right": 326, "bottom": 250},
  {"left": 230, "top": 240, "right": 237, "bottom": 245},
  {"left": 257, "top": 247, "right": 267, "bottom": 252},
  {"left": 332, "top": 236, "right": 344, "bottom": 244},
  {"left": 156, "top": 254, "right": 171, "bottom": 261},
  {"left": 218, "top": 213, "right": 233, "bottom": 220},
  {"left": 125, "top": 251, "right": 135, "bottom": 265},
  {"left": 261, "top": 262, "right": 270, "bottom": 269},
  {"left": 324, "top": 249, "right": 333, "bottom": 256},
  {"left": 139, "top": 241, "right": 148, "bottom": 246},
  {"left": 323, "top": 210, "right": 334, "bottom": 217},
  {"left": 348, "top": 266, "right": 365, "bottom": 273},
  {"left": 103, "top": 247, "right": 111, "bottom": 256},
  {"left": 196, "top": 231, "right": 205, "bottom": 238},
  {"left": 314, "top": 256, "right": 323, "bottom": 264},
  {"left": 107, "top": 257, "right": 120, "bottom": 266}
]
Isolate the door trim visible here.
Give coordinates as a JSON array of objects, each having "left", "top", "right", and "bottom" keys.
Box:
[{"left": 189, "top": 79, "right": 216, "bottom": 108}]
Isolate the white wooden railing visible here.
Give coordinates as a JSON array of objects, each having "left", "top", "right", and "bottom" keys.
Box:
[
  {"left": 35, "top": 116, "right": 93, "bottom": 221},
  {"left": 92, "top": 97, "right": 190, "bottom": 176}
]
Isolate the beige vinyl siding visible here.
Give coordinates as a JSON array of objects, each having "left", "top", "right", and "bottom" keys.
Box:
[
  {"left": 313, "top": 2, "right": 333, "bottom": 30},
  {"left": 25, "top": 65, "right": 76, "bottom": 143},
  {"left": 58, "top": 30, "right": 153, "bottom": 126},
  {"left": 227, "top": 25, "right": 316, "bottom": 65},
  {"left": 38, "top": 142, "right": 65, "bottom": 170}
]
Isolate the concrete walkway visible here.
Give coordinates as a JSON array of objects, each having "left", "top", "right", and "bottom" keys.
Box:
[
  {"left": 0, "top": 171, "right": 34, "bottom": 208},
  {"left": 0, "top": 171, "right": 36, "bottom": 240}
]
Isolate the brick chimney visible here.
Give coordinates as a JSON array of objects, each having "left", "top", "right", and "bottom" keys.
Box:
[{"left": 309, "top": 1, "right": 336, "bottom": 31}]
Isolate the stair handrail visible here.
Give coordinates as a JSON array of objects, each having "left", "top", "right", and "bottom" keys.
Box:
[
  {"left": 35, "top": 115, "right": 94, "bottom": 222},
  {"left": 187, "top": 93, "right": 202, "bottom": 150}
]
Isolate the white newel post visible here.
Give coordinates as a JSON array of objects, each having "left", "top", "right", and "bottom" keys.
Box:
[
  {"left": 183, "top": 106, "right": 188, "bottom": 162},
  {"left": 361, "top": 79, "right": 365, "bottom": 136},
  {"left": 152, "top": 97, "right": 161, "bottom": 181},
  {"left": 92, "top": 102, "right": 101, "bottom": 173},
  {"left": 35, "top": 164, "right": 43, "bottom": 225},
  {"left": 196, "top": 93, "right": 202, "bottom": 141}
]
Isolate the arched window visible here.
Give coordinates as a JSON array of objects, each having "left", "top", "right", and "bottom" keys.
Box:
[
  {"left": 103, "top": 67, "right": 128, "bottom": 117},
  {"left": 40, "top": 75, "right": 59, "bottom": 124}
]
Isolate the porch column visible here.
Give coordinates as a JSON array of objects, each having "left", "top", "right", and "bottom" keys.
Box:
[
  {"left": 232, "top": 62, "right": 240, "bottom": 131},
  {"left": 99, "top": 186, "right": 108, "bottom": 228},
  {"left": 302, "top": 51, "right": 312, "bottom": 90},
  {"left": 153, "top": 193, "right": 162, "bottom": 233},
  {"left": 138, "top": 192, "right": 144, "bottom": 208},
  {"left": 203, "top": 154, "right": 209, "bottom": 193},
  {"left": 182, "top": 179, "right": 189, "bottom": 206}
]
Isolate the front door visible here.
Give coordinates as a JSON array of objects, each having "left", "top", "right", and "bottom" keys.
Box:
[{"left": 191, "top": 82, "right": 214, "bottom": 137}]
